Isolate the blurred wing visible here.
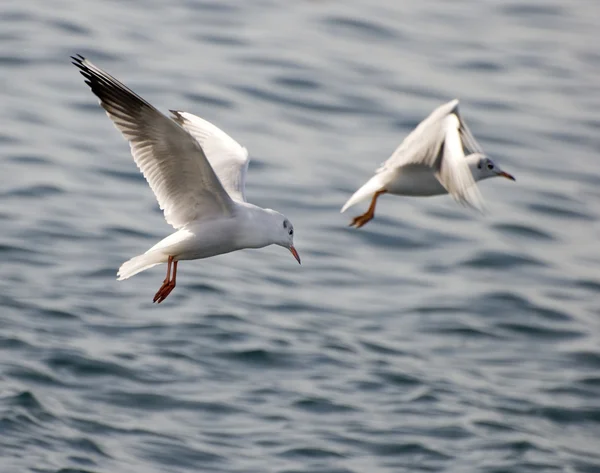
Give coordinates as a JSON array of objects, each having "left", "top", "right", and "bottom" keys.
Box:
[
  {"left": 377, "top": 99, "right": 484, "bottom": 209},
  {"left": 72, "top": 55, "right": 235, "bottom": 229},
  {"left": 376, "top": 98, "right": 485, "bottom": 171},
  {"left": 436, "top": 114, "right": 484, "bottom": 210},
  {"left": 456, "top": 110, "right": 484, "bottom": 155},
  {"left": 170, "top": 111, "right": 249, "bottom": 202},
  {"left": 376, "top": 99, "right": 460, "bottom": 173}
]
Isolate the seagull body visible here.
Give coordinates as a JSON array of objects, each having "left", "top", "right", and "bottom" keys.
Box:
[
  {"left": 72, "top": 56, "right": 300, "bottom": 303},
  {"left": 341, "top": 99, "right": 515, "bottom": 228}
]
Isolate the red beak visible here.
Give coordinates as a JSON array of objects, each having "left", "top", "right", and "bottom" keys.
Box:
[
  {"left": 289, "top": 246, "right": 301, "bottom": 264},
  {"left": 499, "top": 171, "right": 516, "bottom": 181}
]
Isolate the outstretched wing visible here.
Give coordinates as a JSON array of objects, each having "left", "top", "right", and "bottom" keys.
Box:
[
  {"left": 72, "top": 55, "right": 235, "bottom": 228},
  {"left": 170, "top": 111, "right": 249, "bottom": 203}
]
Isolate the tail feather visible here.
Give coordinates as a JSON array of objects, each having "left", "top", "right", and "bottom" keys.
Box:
[
  {"left": 117, "top": 252, "right": 165, "bottom": 281},
  {"left": 341, "top": 175, "right": 385, "bottom": 213}
]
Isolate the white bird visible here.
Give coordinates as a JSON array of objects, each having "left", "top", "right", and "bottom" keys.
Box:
[
  {"left": 341, "top": 99, "right": 515, "bottom": 228},
  {"left": 72, "top": 55, "right": 300, "bottom": 303}
]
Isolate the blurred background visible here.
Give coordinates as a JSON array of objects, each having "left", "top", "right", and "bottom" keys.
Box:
[{"left": 1, "top": 0, "right": 599, "bottom": 472}]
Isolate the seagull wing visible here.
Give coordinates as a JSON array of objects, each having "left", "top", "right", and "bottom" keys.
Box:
[
  {"left": 376, "top": 99, "right": 458, "bottom": 172},
  {"left": 376, "top": 99, "right": 484, "bottom": 209},
  {"left": 437, "top": 114, "right": 484, "bottom": 210},
  {"left": 72, "top": 55, "right": 235, "bottom": 229},
  {"left": 457, "top": 112, "right": 484, "bottom": 155},
  {"left": 170, "top": 111, "right": 249, "bottom": 202}
]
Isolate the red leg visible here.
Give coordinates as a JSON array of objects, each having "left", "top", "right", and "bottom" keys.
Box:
[
  {"left": 350, "top": 190, "right": 387, "bottom": 228},
  {"left": 172, "top": 261, "right": 178, "bottom": 286},
  {"left": 163, "top": 256, "right": 172, "bottom": 283},
  {"left": 153, "top": 256, "right": 178, "bottom": 303}
]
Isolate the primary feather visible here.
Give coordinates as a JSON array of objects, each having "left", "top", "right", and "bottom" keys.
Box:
[
  {"left": 71, "top": 55, "right": 235, "bottom": 229},
  {"left": 170, "top": 111, "right": 250, "bottom": 203}
]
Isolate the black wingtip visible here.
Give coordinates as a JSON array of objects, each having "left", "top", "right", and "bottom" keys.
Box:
[
  {"left": 69, "top": 52, "right": 159, "bottom": 118},
  {"left": 71, "top": 54, "right": 86, "bottom": 70},
  {"left": 169, "top": 110, "right": 184, "bottom": 122}
]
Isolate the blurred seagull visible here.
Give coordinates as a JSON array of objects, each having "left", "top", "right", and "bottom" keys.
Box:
[
  {"left": 341, "top": 99, "right": 515, "bottom": 228},
  {"left": 72, "top": 55, "right": 300, "bottom": 303}
]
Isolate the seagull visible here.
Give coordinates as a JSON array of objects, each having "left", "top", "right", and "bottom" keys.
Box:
[
  {"left": 341, "top": 99, "right": 515, "bottom": 228},
  {"left": 72, "top": 55, "right": 300, "bottom": 303}
]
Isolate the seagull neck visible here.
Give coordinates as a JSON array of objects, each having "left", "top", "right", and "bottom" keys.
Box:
[
  {"left": 465, "top": 153, "right": 484, "bottom": 180},
  {"left": 237, "top": 204, "right": 279, "bottom": 249}
]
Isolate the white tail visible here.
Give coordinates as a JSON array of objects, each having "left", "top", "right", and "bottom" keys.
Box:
[
  {"left": 117, "top": 251, "right": 165, "bottom": 280},
  {"left": 341, "top": 175, "right": 385, "bottom": 213}
]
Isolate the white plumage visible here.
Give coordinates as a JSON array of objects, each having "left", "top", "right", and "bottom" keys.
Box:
[
  {"left": 341, "top": 99, "right": 515, "bottom": 228},
  {"left": 72, "top": 55, "right": 300, "bottom": 303}
]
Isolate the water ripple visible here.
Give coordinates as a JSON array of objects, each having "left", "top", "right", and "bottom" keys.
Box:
[
  {"left": 323, "top": 16, "right": 401, "bottom": 41},
  {"left": 462, "top": 251, "right": 546, "bottom": 269},
  {"left": 293, "top": 397, "right": 356, "bottom": 414}
]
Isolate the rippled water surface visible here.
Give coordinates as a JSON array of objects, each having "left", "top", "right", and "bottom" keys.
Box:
[{"left": 1, "top": 0, "right": 600, "bottom": 472}]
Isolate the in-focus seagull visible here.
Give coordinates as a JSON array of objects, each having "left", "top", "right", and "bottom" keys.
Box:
[
  {"left": 341, "top": 99, "right": 515, "bottom": 228},
  {"left": 72, "top": 55, "right": 300, "bottom": 303}
]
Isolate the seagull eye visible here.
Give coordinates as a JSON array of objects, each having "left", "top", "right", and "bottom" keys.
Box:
[
  {"left": 289, "top": 229, "right": 293, "bottom": 236},
  {"left": 487, "top": 163, "right": 494, "bottom": 170}
]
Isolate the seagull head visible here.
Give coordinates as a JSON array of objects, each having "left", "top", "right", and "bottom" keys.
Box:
[
  {"left": 266, "top": 210, "right": 300, "bottom": 264},
  {"left": 474, "top": 155, "right": 515, "bottom": 182}
]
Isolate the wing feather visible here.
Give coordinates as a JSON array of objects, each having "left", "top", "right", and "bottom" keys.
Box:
[
  {"left": 170, "top": 111, "right": 249, "bottom": 202},
  {"left": 437, "top": 115, "right": 484, "bottom": 210},
  {"left": 376, "top": 99, "right": 485, "bottom": 209},
  {"left": 72, "top": 55, "right": 234, "bottom": 228}
]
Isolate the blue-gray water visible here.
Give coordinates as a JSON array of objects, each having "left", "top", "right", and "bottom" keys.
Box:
[{"left": 1, "top": 0, "right": 600, "bottom": 472}]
